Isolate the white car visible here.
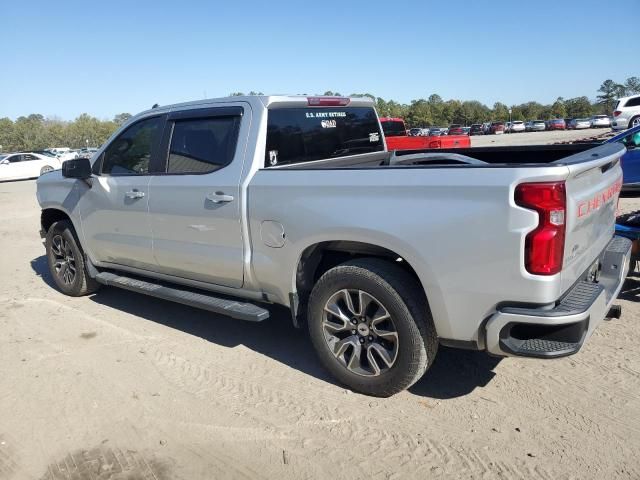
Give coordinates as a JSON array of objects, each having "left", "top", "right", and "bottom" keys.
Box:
[
  {"left": 0, "top": 153, "right": 61, "bottom": 181},
  {"left": 509, "top": 120, "right": 526, "bottom": 133},
  {"left": 590, "top": 115, "right": 611, "bottom": 128},
  {"left": 612, "top": 94, "right": 640, "bottom": 131}
]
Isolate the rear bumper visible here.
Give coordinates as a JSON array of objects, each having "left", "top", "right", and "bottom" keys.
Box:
[{"left": 484, "top": 236, "right": 631, "bottom": 358}]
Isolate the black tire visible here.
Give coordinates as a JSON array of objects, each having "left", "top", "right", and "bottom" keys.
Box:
[
  {"left": 45, "top": 220, "right": 100, "bottom": 297},
  {"left": 307, "top": 258, "right": 438, "bottom": 397},
  {"left": 630, "top": 116, "right": 640, "bottom": 129}
]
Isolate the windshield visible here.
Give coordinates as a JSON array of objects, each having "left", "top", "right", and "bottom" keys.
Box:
[{"left": 265, "top": 107, "right": 384, "bottom": 167}]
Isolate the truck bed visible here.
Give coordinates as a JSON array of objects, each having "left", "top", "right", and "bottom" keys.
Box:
[{"left": 273, "top": 143, "right": 605, "bottom": 169}]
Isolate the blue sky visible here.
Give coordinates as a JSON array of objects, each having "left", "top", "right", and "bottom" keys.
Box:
[{"left": 1, "top": 0, "right": 637, "bottom": 120}]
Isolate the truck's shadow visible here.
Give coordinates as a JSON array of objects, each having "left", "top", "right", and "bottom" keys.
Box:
[{"left": 31, "top": 255, "right": 500, "bottom": 399}]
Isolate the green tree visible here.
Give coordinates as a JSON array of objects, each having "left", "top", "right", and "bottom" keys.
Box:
[
  {"left": 597, "top": 79, "right": 625, "bottom": 113},
  {"left": 492, "top": 102, "right": 509, "bottom": 121},
  {"left": 0, "top": 118, "right": 15, "bottom": 152},
  {"left": 624, "top": 77, "right": 640, "bottom": 95},
  {"left": 551, "top": 97, "right": 567, "bottom": 118},
  {"left": 564, "top": 97, "right": 593, "bottom": 118},
  {"left": 113, "top": 113, "right": 132, "bottom": 126}
]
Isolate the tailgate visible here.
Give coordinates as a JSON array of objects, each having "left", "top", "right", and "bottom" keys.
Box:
[{"left": 561, "top": 143, "right": 625, "bottom": 292}]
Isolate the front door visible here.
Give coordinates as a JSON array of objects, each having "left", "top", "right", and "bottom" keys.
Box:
[
  {"left": 79, "top": 115, "right": 164, "bottom": 270},
  {"left": 148, "top": 105, "right": 247, "bottom": 288}
]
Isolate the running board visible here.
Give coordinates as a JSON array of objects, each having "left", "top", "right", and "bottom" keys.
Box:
[{"left": 94, "top": 272, "right": 270, "bottom": 322}]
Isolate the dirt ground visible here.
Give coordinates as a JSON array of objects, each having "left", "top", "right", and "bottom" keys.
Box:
[{"left": 1, "top": 175, "right": 639, "bottom": 480}]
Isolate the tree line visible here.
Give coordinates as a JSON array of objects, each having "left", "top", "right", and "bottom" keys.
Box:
[{"left": 1, "top": 77, "right": 637, "bottom": 153}]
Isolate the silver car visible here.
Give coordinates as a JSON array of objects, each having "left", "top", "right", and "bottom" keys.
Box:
[
  {"left": 591, "top": 115, "right": 611, "bottom": 128},
  {"left": 526, "top": 120, "right": 546, "bottom": 131}
]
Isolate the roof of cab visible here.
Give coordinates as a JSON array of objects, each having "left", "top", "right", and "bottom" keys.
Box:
[{"left": 132, "top": 95, "right": 376, "bottom": 121}]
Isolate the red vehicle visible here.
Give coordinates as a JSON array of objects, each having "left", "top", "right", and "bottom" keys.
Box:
[
  {"left": 447, "top": 124, "right": 465, "bottom": 135},
  {"left": 489, "top": 122, "right": 505, "bottom": 134},
  {"left": 380, "top": 118, "right": 470, "bottom": 150},
  {"left": 548, "top": 118, "right": 566, "bottom": 130}
]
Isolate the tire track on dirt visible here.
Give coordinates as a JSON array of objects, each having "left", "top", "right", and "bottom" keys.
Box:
[{"left": 149, "top": 347, "right": 551, "bottom": 479}]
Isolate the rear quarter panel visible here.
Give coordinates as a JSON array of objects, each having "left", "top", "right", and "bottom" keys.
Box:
[{"left": 248, "top": 165, "right": 571, "bottom": 342}]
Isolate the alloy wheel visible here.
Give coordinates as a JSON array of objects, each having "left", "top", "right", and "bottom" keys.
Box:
[
  {"left": 51, "top": 235, "right": 76, "bottom": 285},
  {"left": 322, "top": 289, "right": 399, "bottom": 376}
]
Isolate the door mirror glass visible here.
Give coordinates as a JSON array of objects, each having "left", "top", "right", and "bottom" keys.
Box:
[{"left": 62, "top": 158, "right": 92, "bottom": 179}]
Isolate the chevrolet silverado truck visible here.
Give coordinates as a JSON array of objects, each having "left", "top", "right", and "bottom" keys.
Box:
[
  {"left": 380, "top": 117, "right": 471, "bottom": 150},
  {"left": 37, "top": 95, "right": 631, "bottom": 397}
]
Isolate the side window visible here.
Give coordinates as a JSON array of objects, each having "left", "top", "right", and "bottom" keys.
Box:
[
  {"left": 8, "top": 155, "right": 21, "bottom": 163},
  {"left": 625, "top": 97, "right": 640, "bottom": 108},
  {"left": 23, "top": 154, "right": 37, "bottom": 161},
  {"left": 167, "top": 116, "right": 240, "bottom": 174},
  {"left": 101, "top": 116, "right": 162, "bottom": 175}
]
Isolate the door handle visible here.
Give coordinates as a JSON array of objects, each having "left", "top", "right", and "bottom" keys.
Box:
[
  {"left": 206, "top": 192, "right": 234, "bottom": 203},
  {"left": 125, "top": 190, "right": 145, "bottom": 199}
]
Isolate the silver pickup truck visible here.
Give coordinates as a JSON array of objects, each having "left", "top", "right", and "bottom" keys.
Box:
[{"left": 36, "top": 95, "right": 631, "bottom": 396}]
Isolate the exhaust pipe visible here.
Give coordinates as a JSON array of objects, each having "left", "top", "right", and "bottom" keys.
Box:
[{"left": 606, "top": 304, "right": 622, "bottom": 320}]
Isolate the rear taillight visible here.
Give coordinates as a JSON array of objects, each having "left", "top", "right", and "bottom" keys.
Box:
[
  {"left": 613, "top": 111, "right": 622, "bottom": 117},
  {"left": 515, "top": 182, "right": 566, "bottom": 275},
  {"left": 307, "top": 97, "right": 350, "bottom": 106}
]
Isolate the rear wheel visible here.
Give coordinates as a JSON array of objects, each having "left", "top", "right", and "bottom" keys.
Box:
[
  {"left": 307, "top": 258, "right": 438, "bottom": 397},
  {"left": 40, "top": 165, "right": 54, "bottom": 176},
  {"left": 631, "top": 116, "right": 640, "bottom": 129},
  {"left": 45, "top": 220, "right": 100, "bottom": 297}
]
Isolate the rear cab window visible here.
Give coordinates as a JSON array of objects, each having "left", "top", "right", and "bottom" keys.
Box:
[{"left": 265, "top": 106, "right": 384, "bottom": 167}]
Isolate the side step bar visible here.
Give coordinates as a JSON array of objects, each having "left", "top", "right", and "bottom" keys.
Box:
[{"left": 94, "top": 272, "right": 270, "bottom": 322}]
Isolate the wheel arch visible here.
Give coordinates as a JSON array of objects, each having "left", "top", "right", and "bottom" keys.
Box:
[
  {"left": 292, "top": 240, "right": 431, "bottom": 327},
  {"left": 40, "top": 208, "right": 73, "bottom": 235}
]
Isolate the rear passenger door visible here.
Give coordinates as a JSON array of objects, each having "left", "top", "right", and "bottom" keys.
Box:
[{"left": 147, "top": 105, "right": 247, "bottom": 288}]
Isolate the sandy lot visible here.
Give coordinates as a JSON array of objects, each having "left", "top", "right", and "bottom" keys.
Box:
[
  {"left": 1, "top": 173, "right": 640, "bottom": 479},
  {"left": 471, "top": 128, "right": 614, "bottom": 147}
]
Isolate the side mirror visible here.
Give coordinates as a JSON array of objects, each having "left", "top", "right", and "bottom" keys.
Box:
[
  {"left": 0, "top": 159, "right": 8, "bottom": 165},
  {"left": 62, "top": 158, "right": 92, "bottom": 179}
]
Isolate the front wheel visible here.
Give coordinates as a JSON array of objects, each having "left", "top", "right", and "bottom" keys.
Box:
[
  {"left": 40, "top": 165, "right": 54, "bottom": 176},
  {"left": 45, "top": 220, "right": 100, "bottom": 297},
  {"left": 307, "top": 258, "right": 438, "bottom": 397}
]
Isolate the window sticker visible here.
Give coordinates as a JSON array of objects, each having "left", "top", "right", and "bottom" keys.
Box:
[
  {"left": 305, "top": 111, "right": 348, "bottom": 118},
  {"left": 269, "top": 150, "right": 278, "bottom": 166},
  {"left": 369, "top": 132, "right": 380, "bottom": 142}
]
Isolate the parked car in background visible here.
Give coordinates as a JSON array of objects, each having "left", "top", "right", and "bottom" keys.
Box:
[
  {"left": 591, "top": 115, "right": 611, "bottom": 128},
  {"left": 564, "top": 118, "right": 575, "bottom": 129},
  {"left": 612, "top": 94, "right": 640, "bottom": 131},
  {"left": 428, "top": 127, "right": 447, "bottom": 136},
  {"left": 548, "top": 119, "right": 566, "bottom": 131},
  {"left": 488, "top": 122, "right": 505, "bottom": 134},
  {"left": 482, "top": 122, "right": 492, "bottom": 134},
  {"left": 509, "top": 121, "right": 525, "bottom": 133},
  {"left": 605, "top": 125, "right": 640, "bottom": 191},
  {"left": 570, "top": 118, "right": 592, "bottom": 130},
  {"left": 380, "top": 118, "right": 470, "bottom": 150},
  {"left": 408, "top": 128, "right": 422, "bottom": 136},
  {"left": 469, "top": 124, "right": 484, "bottom": 135},
  {"left": 0, "top": 153, "right": 61, "bottom": 181},
  {"left": 448, "top": 124, "right": 464, "bottom": 135},
  {"left": 462, "top": 127, "right": 471, "bottom": 135},
  {"left": 526, "top": 120, "right": 546, "bottom": 132}
]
